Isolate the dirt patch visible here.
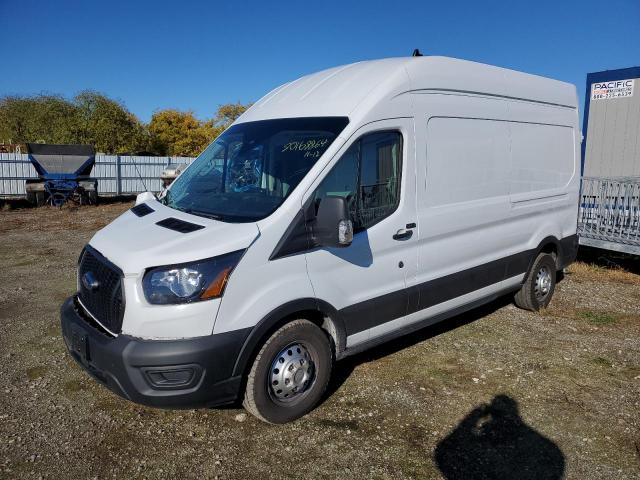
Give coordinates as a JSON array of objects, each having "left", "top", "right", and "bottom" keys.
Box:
[
  {"left": 0, "top": 199, "right": 132, "bottom": 235},
  {"left": 0, "top": 203, "right": 638, "bottom": 479}
]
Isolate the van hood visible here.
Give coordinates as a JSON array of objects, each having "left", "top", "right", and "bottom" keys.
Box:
[{"left": 89, "top": 201, "right": 260, "bottom": 275}]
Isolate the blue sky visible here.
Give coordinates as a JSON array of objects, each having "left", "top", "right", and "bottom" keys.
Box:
[{"left": 1, "top": 0, "right": 638, "bottom": 123}]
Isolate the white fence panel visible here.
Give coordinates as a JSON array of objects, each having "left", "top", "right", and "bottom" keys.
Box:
[
  {"left": 0, "top": 154, "right": 195, "bottom": 197},
  {"left": 121, "top": 156, "right": 165, "bottom": 194},
  {"left": 94, "top": 155, "right": 119, "bottom": 194},
  {"left": 0, "top": 153, "right": 36, "bottom": 195}
]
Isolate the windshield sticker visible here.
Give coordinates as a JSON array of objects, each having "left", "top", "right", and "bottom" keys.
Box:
[{"left": 281, "top": 138, "right": 330, "bottom": 159}]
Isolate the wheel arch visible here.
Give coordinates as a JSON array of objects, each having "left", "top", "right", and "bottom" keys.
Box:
[
  {"left": 523, "top": 236, "right": 563, "bottom": 283},
  {"left": 231, "top": 298, "right": 347, "bottom": 379}
]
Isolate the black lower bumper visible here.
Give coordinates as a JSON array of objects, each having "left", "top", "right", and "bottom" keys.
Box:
[{"left": 60, "top": 296, "right": 251, "bottom": 408}]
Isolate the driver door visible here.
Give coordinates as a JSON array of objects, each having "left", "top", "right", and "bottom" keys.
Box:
[{"left": 303, "top": 118, "right": 417, "bottom": 347}]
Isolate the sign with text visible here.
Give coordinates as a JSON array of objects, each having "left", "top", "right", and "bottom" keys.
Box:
[{"left": 591, "top": 79, "right": 634, "bottom": 100}]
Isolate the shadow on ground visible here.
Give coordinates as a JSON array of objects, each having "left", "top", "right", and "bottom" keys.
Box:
[
  {"left": 577, "top": 246, "right": 640, "bottom": 275},
  {"left": 434, "top": 395, "right": 565, "bottom": 480}
]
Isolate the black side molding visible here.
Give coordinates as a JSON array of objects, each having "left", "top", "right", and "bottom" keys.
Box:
[
  {"left": 340, "top": 235, "right": 576, "bottom": 336},
  {"left": 156, "top": 217, "right": 205, "bottom": 233}
]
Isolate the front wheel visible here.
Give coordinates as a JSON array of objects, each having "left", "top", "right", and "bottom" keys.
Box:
[
  {"left": 243, "top": 319, "right": 332, "bottom": 424},
  {"left": 514, "top": 252, "right": 557, "bottom": 311}
]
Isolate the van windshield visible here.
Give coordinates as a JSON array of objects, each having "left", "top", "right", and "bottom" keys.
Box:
[{"left": 161, "top": 117, "right": 349, "bottom": 222}]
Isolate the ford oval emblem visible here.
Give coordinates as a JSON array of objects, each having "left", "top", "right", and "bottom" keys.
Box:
[{"left": 82, "top": 271, "right": 100, "bottom": 291}]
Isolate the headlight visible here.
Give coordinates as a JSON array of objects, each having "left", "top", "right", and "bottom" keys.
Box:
[{"left": 143, "top": 250, "right": 244, "bottom": 305}]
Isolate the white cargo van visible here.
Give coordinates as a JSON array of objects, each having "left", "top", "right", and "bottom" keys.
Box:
[{"left": 61, "top": 56, "right": 580, "bottom": 423}]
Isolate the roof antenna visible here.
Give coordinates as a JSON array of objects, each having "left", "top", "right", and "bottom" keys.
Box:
[{"left": 412, "top": 49, "right": 423, "bottom": 57}]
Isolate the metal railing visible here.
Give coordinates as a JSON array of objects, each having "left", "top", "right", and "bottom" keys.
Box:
[
  {"left": 0, "top": 153, "right": 195, "bottom": 197},
  {"left": 578, "top": 176, "right": 640, "bottom": 255}
]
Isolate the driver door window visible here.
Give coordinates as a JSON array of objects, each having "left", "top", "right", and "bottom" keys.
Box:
[{"left": 314, "top": 131, "right": 402, "bottom": 231}]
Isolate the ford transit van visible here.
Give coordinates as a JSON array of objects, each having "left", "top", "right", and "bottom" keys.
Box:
[{"left": 61, "top": 56, "right": 580, "bottom": 423}]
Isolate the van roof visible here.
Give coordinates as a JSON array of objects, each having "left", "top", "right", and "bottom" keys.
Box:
[{"left": 237, "top": 56, "right": 577, "bottom": 124}]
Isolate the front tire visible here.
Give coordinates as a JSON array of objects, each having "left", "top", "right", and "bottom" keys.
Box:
[
  {"left": 243, "top": 319, "right": 332, "bottom": 424},
  {"left": 514, "top": 252, "right": 557, "bottom": 311}
]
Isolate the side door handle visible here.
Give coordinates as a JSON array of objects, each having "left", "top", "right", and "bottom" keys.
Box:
[{"left": 393, "top": 228, "right": 413, "bottom": 240}]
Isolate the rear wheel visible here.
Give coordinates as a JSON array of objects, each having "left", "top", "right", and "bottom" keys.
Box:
[
  {"left": 26, "top": 192, "right": 37, "bottom": 205},
  {"left": 35, "top": 191, "right": 46, "bottom": 207},
  {"left": 514, "top": 252, "right": 557, "bottom": 311},
  {"left": 243, "top": 319, "right": 332, "bottom": 424}
]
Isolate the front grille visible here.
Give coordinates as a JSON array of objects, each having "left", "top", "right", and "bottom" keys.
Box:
[{"left": 78, "top": 246, "right": 125, "bottom": 334}]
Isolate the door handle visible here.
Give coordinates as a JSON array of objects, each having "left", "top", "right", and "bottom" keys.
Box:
[{"left": 393, "top": 228, "right": 413, "bottom": 240}]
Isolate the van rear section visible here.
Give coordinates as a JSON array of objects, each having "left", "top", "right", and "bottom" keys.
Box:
[{"left": 61, "top": 55, "right": 579, "bottom": 423}]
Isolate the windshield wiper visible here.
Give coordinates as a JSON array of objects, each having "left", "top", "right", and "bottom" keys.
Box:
[
  {"left": 189, "top": 209, "right": 259, "bottom": 223},
  {"left": 184, "top": 209, "right": 224, "bottom": 221},
  {"left": 165, "top": 201, "right": 254, "bottom": 223},
  {"left": 161, "top": 196, "right": 222, "bottom": 220}
]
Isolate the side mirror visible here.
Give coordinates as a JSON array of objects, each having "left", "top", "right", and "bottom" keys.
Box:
[
  {"left": 315, "top": 196, "right": 353, "bottom": 247},
  {"left": 136, "top": 191, "right": 156, "bottom": 205}
]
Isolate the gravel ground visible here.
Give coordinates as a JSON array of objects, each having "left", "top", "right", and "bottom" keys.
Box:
[{"left": 0, "top": 201, "right": 639, "bottom": 479}]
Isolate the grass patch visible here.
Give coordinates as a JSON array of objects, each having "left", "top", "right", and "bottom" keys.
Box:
[
  {"left": 0, "top": 253, "right": 39, "bottom": 267},
  {"left": 63, "top": 379, "right": 84, "bottom": 394},
  {"left": 314, "top": 419, "right": 360, "bottom": 431},
  {"left": 95, "top": 395, "right": 129, "bottom": 414},
  {"left": 44, "top": 322, "right": 61, "bottom": 336},
  {"left": 568, "top": 261, "right": 640, "bottom": 286},
  {"left": 422, "top": 364, "right": 469, "bottom": 383},
  {"left": 578, "top": 311, "right": 617, "bottom": 326},
  {"left": 26, "top": 366, "right": 48, "bottom": 380},
  {"left": 592, "top": 357, "right": 613, "bottom": 368}
]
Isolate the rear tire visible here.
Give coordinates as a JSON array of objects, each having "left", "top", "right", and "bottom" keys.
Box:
[
  {"left": 26, "top": 192, "right": 37, "bottom": 205},
  {"left": 514, "top": 253, "right": 557, "bottom": 311},
  {"left": 35, "top": 191, "right": 46, "bottom": 207},
  {"left": 243, "top": 319, "right": 332, "bottom": 424}
]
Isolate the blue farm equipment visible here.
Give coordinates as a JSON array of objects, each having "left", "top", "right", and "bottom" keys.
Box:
[{"left": 25, "top": 144, "right": 98, "bottom": 207}]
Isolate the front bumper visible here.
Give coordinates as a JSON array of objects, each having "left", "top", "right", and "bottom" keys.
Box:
[{"left": 60, "top": 296, "right": 251, "bottom": 408}]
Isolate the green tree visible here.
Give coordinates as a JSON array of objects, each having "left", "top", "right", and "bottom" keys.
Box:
[
  {"left": 0, "top": 91, "right": 148, "bottom": 153},
  {"left": 148, "top": 109, "right": 220, "bottom": 157},
  {"left": 0, "top": 94, "right": 80, "bottom": 145},
  {"left": 74, "top": 91, "right": 147, "bottom": 154},
  {"left": 0, "top": 94, "right": 251, "bottom": 156},
  {"left": 213, "top": 102, "right": 251, "bottom": 128},
  {"left": 148, "top": 103, "right": 252, "bottom": 156}
]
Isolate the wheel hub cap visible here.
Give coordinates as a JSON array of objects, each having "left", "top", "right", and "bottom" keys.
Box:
[
  {"left": 270, "top": 343, "right": 314, "bottom": 401},
  {"left": 534, "top": 266, "right": 552, "bottom": 300}
]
